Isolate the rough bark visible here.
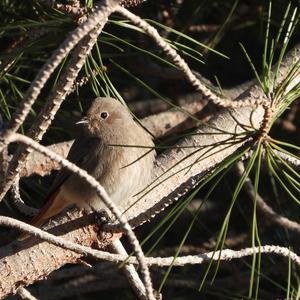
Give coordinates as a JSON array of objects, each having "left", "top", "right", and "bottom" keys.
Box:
[{"left": 0, "top": 210, "right": 106, "bottom": 298}]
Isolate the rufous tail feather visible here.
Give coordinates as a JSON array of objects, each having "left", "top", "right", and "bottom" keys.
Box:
[{"left": 18, "top": 189, "right": 67, "bottom": 240}]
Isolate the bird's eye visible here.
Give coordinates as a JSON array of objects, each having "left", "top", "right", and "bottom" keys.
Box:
[{"left": 100, "top": 112, "right": 109, "bottom": 119}]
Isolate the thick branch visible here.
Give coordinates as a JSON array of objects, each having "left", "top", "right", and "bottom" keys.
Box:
[
  {"left": 111, "top": 105, "right": 264, "bottom": 230},
  {"left": 106, "top": 42, "right": 300, "bottom": 230},
  {"left": 0, "top": 211, "right": 101, "bottom": 297}
]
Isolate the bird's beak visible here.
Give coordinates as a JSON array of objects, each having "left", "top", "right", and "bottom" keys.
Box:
[{"left": 76, "top": 117, "right": 88, "bottom": 125}]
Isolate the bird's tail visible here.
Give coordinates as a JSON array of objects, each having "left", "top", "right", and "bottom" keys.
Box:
[{"left": 18, "top": 190, "right": 67, "bottom": 241}]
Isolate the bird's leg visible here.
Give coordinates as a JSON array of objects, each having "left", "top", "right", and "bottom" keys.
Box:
[
  {"left": 88, "top": 207, "right": 123, "bottom": 243},
  {"left": 81, "top": 205, "right": 111, "bottom": 224},
  {"left": 93, "top": 208, "right": 111, "bottom": 226}
]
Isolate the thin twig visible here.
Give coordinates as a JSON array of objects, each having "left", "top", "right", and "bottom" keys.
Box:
[
  {"left": 1, "top": 216, "right": 299, "bottom": 267},
  {"left": 0, "top": 27, "right": 105, "bottom": 202},
  {"left": 109, "top": 240, "right": 148, "bottom": 300},
  {"left": 0, "top": 0, "right": 119, "bottom": 148},
  {"left": 11, "top": 174, "right": 39, "bottom": 217},
  {"left": 17, "top": 287, "right": 38, "bottom": 300},
  {"left": 115, "top": 6, "right": 264, "bottom": 108},
  {"left": 273, "top": 149, "right": 300, "bottom": 170}
]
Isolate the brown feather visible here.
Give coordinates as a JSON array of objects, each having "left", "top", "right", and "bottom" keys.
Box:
[
  {"left": 30, "top": 189, "right": 67, "bottom": 228},
  {"left": 18, "top": 189, "right": 68, "bottom": 240}
]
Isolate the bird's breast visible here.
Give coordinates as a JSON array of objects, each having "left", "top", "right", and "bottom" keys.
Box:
[{"left": 62, "top": 142, "right": 154, "bottom": 213}]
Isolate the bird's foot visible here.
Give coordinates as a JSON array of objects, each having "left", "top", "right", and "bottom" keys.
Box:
[{"left": 93, "top": 208, "right": 112, "bottom": 226}]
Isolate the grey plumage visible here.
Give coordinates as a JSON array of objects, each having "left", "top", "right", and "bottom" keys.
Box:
[{"left": 30, "top": 97, "right": 156, "bottom": 227}]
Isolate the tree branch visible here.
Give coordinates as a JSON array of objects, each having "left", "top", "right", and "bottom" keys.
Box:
[
  {"left": 115, "top": 6, "right": 267, "bottom": 108},
  {"left": 109, "top": 240, "right": 148, "bottom": 300}
]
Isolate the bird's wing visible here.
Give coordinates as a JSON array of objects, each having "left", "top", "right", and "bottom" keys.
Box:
[
  {"left": 26, "top": 136, "right": 100, "bottom": 232},
  {"left": 48, "top": 136, "right": 98, "bottom": 194}
]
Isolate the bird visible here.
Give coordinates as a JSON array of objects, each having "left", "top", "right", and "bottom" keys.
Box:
[{"left": 27, "top": 97, "right": 155, "bottom": 230}]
